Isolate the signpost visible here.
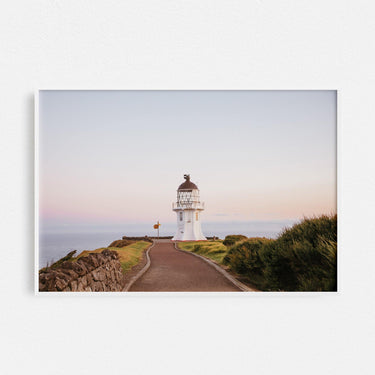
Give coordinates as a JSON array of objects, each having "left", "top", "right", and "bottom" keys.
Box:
[{"left": 153, "top": 221, "right": 161, "bottom": 239}]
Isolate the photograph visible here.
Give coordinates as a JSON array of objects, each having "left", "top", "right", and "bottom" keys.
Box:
[
  {"left": 36, "top": 90, "right": 337, "bottom": 292},
  {"left": 3, "top": 2, "right": 375, "bottom": 374}
]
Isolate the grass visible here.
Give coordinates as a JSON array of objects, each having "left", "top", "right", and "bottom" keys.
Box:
[
  {"left": 177, "top": 240, "right": 228, "bottom": 263},
  {"left": 76, "top": 241, "right": 151, "bottom": 273},
  {"left": 222, "top": 235, "right": 247, "bottom": 247},
  {"left": 178, "top": 215, "right": 337, "bottom": 292},
  {"left": 223, "top": 215, "right": 337, "bottom": 291}
]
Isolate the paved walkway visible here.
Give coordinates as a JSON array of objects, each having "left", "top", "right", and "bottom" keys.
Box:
[{"left": 130, "top": 240, "right": 241, "bottom": 292}]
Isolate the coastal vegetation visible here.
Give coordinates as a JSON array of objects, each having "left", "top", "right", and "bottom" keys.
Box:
[
  {"left": 178, "top": 240, "right": 228, "bottom": 263},
  {"left": 76, "top": 241, "right": 151, "bottom": 273},
  {"left": 39, "top": 250, "right": 77, "bottom": 273},
  {"left": 222, "top": 235, "right": 247, "bottom": 247},
  {"left": 41, "top": 240, "right": 151, "bottom": 275},
  {"left": 223, "top": 215, "right": 337, "bottom": 291},
  {"left": 178, "top": 214, "right": 337, "bottom": 291},
  {"left": 41, "top": 215, "right": 337, "bottom": 292}
]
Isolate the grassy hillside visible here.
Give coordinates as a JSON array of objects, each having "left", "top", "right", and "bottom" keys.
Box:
[
  {"left": 177, "top": 235, "right": 266, "bottom": 264},
  {"left": 222, "top": 235, "right": 247, "bottom": 247},
  {"left": 223, "top": 215, "right": 337, "bottom": 291},
  {"left": 76, "top": 241, "right": 151, "bottom": 273},
  {"left": 177, "top": 240, "right": 228, "bottom": 263}
]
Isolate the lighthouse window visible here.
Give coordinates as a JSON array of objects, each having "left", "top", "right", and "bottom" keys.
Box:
[
  {"left": 180, "top": 212, "right": 183, "bottom": 221},
  {"left": 196, "top": 212, "right": 199, "bottom": 221}
]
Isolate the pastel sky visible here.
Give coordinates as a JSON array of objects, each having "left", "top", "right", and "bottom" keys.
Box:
[{"left": 39, "top": 90, "right": 336, "bottom": 231}]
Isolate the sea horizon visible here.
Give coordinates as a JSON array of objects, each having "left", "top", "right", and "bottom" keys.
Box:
[{"left": 38, "top": 219, "right": 297, "bottom": 268}]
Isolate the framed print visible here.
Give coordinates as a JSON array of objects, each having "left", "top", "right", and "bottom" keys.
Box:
[{"left": 35, "top": 90, "right": 337, "bottom": 293}]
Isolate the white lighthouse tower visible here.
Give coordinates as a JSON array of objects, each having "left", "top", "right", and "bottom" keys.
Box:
[{"left": 172, "top": 174, "right": 207, "bottom": 241}]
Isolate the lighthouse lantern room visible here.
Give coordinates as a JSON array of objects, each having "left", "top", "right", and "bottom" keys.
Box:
[{"left": 172, "top": 174, "right": 207, "bottom": 241}]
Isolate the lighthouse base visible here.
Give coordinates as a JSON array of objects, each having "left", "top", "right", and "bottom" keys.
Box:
[
  {"left": 172, "top": 209, "right": 206, "bottom": 241},
  {"left": 172, "top": 235, "right": 207, "bottom": 242}
]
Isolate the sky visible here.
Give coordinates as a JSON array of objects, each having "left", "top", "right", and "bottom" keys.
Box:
[{"left": 39, "top": 90, "right": 336, "bottom": 232}]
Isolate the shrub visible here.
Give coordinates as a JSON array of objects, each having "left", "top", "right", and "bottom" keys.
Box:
[
  {"left": 223, "top": 238, "right": 273, "bottom": 289},
  {"left": 223, "top": 234, "right": 247, "bottom": 247},
  {"left": 223, "top": 215, "right": 337, "bottom": 291},
  {"left": 269, "top": 214, "right": 337, "bottom": 291},
  {"left": 224, "top": 238, "right": 270, "bottom": 273},
  {"left": 278, "top": 214, "right": 337, "bottom": 247},
  {"left": 260, "top": 240, "right": 300, "bottom": 290}
]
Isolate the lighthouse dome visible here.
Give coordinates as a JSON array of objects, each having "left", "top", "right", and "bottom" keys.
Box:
[{"left": 178, "top": 174, "right": 198, "bottom": 190}]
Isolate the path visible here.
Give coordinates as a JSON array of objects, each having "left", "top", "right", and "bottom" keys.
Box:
[{"left": 129, "top": 240, "right": 241, "bottom": 292}]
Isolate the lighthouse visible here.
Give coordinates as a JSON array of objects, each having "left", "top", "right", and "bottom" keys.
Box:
[{"left": 172, "top": 174, "right": 207, "bottom": 241}]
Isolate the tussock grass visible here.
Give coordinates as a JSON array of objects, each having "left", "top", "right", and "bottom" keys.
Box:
[
  {"left": 114, "top": 241, "right": 151, "bottom": 273},
  {"left": 223, "top": 215, "right": 337, "bottom": 291},
  {"left": 178, "top": 240, "right": 228, "bottom": 263},
  {"left": 222, "top": 235, "right": 247, "bottom": 247}
]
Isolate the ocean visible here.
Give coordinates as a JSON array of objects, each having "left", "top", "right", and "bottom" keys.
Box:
[{"left": 38, "top": 220, "right": 296, "bottom": 268}]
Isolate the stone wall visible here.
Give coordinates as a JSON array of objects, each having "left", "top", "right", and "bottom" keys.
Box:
[{"left": 39, "top": 249, "right": 124, "bottom": 292}]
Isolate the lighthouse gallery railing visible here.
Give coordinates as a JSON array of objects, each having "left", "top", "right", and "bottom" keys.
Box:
[{"left": 172, "top": 202, "right": 205, "bottom": 210}]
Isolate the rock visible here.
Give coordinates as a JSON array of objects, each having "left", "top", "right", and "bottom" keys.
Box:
[
  {"left": 55, "top": 277, "right": 69, "bottom": 291},
  {"left": 61, "top": 261, "right": 75, "bottom": 270},
  {"left": 70, "top": 280, "right": 78, "bottom": 292},
  {"left": 39, "top": 248, "right": 125, "bottom": 292},
  {"left": 93, "top": 281, "right": 103, "bottom": 291},
  {"left": 81, "top": 276, "right": 87, "bottom": 287},
  {"left": 77, "top": 262, "right": 88, "bottom": 274},
  {"left": 87, "top": 254, "right": 99, "bottom": 268},
  {"left": 79, "top": 257, "right": 95, "bottom": 272},
  {"left": 110, "top": 270, "right": 116, "bottom": 282},
  {"left": 102, "top": 249, "right": 119, "bottom": 259},
  {"left": 77, "top": 282, "right": 85, "bottom": 292},
  {"left": 60, "top": 269, "right": 79, "bottom": 280},
  {"left": 95, "top": 253, "right": 105, "bottom": 266},
  {"left": 92, "top": 269, "right": 106, "bottom": 281},
  {"left": 115, "top": 269, "right": 123, "bottom": 282},
  {"left": 61, "top": 261, "right": 87, "bottom": 276}
]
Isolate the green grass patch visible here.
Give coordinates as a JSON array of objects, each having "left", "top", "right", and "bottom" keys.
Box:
[
  {"left": 77, "top": 241, "right": 151, "bottom": 274},
  {"left": 177, "top": 240, "right": 228, "bottom": 263}
]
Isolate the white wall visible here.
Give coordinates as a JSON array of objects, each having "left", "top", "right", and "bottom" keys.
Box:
[
  {"left": 1, "top": 1, "right": 375, "bottom": 375},
  {"left": 173, "top": 209, "right": 206, "bottom": 241}
]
